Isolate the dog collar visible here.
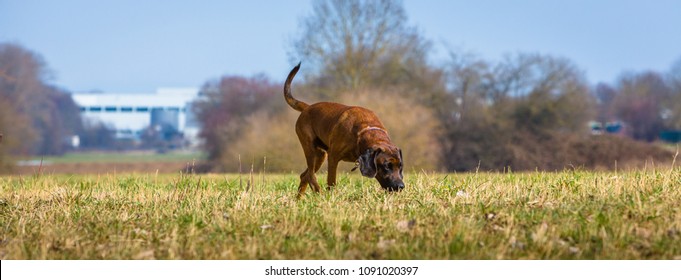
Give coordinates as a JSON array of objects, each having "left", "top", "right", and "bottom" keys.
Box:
[{"left": 357, "top": 126, "right": 387, "bottom": 137}]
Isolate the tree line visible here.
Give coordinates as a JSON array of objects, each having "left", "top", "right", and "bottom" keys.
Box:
[
  {"left": 2, "top": 0, "right": 679, "bottom": 173},
  {"left": 194, "top": 0, "right": 679, "bottom": 172},
  {"left": 0, "top": 43, "right": 80, "bottom": 170},
  {"left": 0, "top": 43, "right": 122, "bottom": 172}
]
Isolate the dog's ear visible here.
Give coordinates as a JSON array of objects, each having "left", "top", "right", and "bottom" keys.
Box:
[
  {"left": 398, "top": 148, "right": 403, "bottom": 177},
  {"left": 358, "top": 148, "right": 379, "bottom": 178}
]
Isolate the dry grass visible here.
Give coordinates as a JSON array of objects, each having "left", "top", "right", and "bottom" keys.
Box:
[{"left": 0, "top": 168, "right": 680, "bottom": 259}]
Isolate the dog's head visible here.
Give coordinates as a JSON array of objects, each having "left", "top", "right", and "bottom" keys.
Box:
[{"left": 358, "top": 145, "right": 404, "bottom": 191}]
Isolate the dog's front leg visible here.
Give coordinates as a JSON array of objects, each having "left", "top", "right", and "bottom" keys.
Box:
[{"left": 326, "top": 155, "right": 340, "bottom": 191}]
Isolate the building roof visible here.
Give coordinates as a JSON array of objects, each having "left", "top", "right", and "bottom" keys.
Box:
[{"left": 71, "top": 88, "right": 200, "bottom": 108}]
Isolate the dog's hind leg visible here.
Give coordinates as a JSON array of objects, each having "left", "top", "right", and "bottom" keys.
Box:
[
  {"left": 297, "top": 169, "right": 310, "bottom": 199},
  {"left": 307, "top": 149, "right": 326, "bottom": 193},
  {"left": 314, "top": 153, "right": 327, "bottom": 192},
  {"left": 297, "top": 145, "right": 326, "bottom": 198}
]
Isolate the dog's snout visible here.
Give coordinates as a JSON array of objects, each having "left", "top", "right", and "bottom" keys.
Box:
[{"left": 386, "top": 181, "right": 404, "bottom": 192}]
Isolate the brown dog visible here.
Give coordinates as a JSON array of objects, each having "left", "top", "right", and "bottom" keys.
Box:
[{"left": 284, "top": 63, "right": 405, "bottom": 198}]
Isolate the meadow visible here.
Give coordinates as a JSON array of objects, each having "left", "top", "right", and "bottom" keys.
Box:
[
  {"left": 0, "top": 167, "right": 679, "bottom": 259},
  {"left": 13, "top": 151, "right": 205, "bottom": 175}
]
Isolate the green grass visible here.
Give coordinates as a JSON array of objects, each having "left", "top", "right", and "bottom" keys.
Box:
[{"left": 0, "top": 168, "right": 679, "bottom": 259}]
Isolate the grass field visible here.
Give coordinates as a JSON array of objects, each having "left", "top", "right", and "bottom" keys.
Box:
[
  {"left": 0, "top": 168, "right": 680, "bottom": 259},
  {"left": 13, "top": 151, "right": 205, "bottom": 175}
]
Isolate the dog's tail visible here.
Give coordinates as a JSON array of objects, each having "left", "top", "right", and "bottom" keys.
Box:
[{"left": 284, "top": 62, "right": 308, "bottom": 112}]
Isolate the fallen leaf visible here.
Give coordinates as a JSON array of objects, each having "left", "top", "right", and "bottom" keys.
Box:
[
  {"left": 511, "top": 241, "right": 525, "bottom": 250},
  {"left": 527, "top": 200, "right": 541, "bottom": 207},
  {"left": 343, "top": 249, "right": 361, "bottom": 259},
  {"left": 260, "top": 224, "right": 273, "bottom": 230},
  {"left": 396, "top": 219, "right": 416, "bottom": 232},
  {"left": 134, "top": 250, "right": 155, "bottom": 260},
  {"left": 133, "top": 228, "right": 149, "bottom": 237},
  {"left": 377, "top": 238, "right": 395, "bottom": 250},
  {"left": 509, "top": 236, "right": 525, "bottom": 250}
]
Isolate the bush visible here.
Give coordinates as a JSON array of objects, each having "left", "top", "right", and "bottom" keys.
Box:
[
  {"left": 211, "top": 110, "right": 304, "bottom": 173},
  {"left": 475, "top": 132, "right": 674, "bottom": 171}
]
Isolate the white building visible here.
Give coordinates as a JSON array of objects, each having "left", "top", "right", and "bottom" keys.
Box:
[{"left": 71, "top": 88, "right": 201, "bottom": 146}]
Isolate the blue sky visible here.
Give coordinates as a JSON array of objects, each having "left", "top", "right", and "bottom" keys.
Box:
[{"left": 1, "top": 0, "right": 680, "bottom": 92}]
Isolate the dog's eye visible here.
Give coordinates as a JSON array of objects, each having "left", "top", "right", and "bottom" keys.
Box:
[{"left": 385, "top": 163, "right": 392, "bottom": 170}]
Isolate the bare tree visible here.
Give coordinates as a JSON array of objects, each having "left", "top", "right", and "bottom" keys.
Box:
[
  {"left": 292, "top": 0, "right": 430, "bottom": 93},
  {"left": 613, "top": 71, "right": 671, "bottom": 141},
  {"left": 593, "top": 83, "right": 618, "bottom": 124},
  {"left": 442, "top": 52, "right": 596, "bottom": 170},
  {"left": 444, "top": 51, "right": 490, "bottom": 123},
  {"left": 0, "top": 43, "right": 82, "bottom": 158},
  {"left": 0, "top": 43, "right": 44, "bottom": 157},
  {"left": 193, "top": 75, "right": 282, "bottom": 166},
  {"left": 665, "top": 58, "right": 681, "bottom": 130},
  {"left": 482, "top": 54, "right": 594, "bottom": 133}
]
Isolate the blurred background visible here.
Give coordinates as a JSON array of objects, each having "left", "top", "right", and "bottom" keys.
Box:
[{"left": 1, "top": 0, "right": 680, "bottom": 174}]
